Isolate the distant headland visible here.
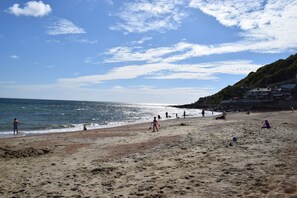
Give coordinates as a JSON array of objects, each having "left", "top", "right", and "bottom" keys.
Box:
[{"left": 175, "top": 54, "right": 297, "bottom": 112}]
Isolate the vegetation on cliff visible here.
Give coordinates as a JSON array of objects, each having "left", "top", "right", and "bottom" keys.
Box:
[{"left": 182, "top": 54, "right": 297, "bottom": 108}]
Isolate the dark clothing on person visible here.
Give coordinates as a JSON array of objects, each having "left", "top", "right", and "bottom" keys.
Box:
[
  {"left": 262, "top": 120, "right": 271, "bottom": 128},
  {"left": 13, "top": 118, "right": 19, "bottom": 134},
  {"left": 152, "top": 117, "right": 159, "bottom": 132}
]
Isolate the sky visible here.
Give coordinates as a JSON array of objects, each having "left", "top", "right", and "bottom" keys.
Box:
[{"left": 1, "top": 0, "right": 297, "bottom": 104}]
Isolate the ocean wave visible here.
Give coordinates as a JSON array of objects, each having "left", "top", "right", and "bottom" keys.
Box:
[{"left": 0, "top": 98, "right": 220, "bottom": 138}]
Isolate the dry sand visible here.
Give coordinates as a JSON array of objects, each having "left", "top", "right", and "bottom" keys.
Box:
[{"left": 0, "top": 111, "right": 297, "bottom": 198}]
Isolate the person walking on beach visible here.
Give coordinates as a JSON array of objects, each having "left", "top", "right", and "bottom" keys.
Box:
[
  {"left": 13, "top": 118, "right": 20, "bottom": 134},
  {"left": 152, "top": 117, "right": 160, "bottom": 132},
  {"left": 183, "top": 110, "right": 186, "bottom": 119},
  {"left": 202, "top": 109, "right": 205, "bottom": 117}
]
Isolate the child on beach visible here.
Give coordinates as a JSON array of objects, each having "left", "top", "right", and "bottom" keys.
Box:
[
  {"left": 151, "top": 117, "right": 160, "bottom": 132},
  {"left": 262, "top": 120, "right": 271, "bottom": 129}
]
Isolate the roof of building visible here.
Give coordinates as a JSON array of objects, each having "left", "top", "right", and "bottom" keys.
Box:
[{"left": 248, "top": 88, "right": 271, "bottom": 92}]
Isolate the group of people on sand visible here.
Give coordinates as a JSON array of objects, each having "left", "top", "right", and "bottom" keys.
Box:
[
  {"left": 12, "top": 108, "right": 275, "bottom": 135},
  {"left": 214, "top": 111, "right": 271, "bottom": 128},
  {"left": 149, "top": 109, "right": 272, "bottom": 132}
]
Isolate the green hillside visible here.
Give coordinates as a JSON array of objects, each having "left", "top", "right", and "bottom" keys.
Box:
[{"left": 184, "top": 53, "right": 297, "bottom": 108}]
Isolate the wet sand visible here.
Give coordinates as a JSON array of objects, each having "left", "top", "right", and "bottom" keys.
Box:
[{"left": 0, "top": 111, "right": 297, "bottom": 197}]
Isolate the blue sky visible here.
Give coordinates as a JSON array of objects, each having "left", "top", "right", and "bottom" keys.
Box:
[{"left": 1, "top": 0, "right": 297, "bottom": 104}]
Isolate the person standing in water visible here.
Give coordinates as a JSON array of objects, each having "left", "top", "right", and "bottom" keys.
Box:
[{"left": 13, "top": 118, "right": 20, "bottom": 134}]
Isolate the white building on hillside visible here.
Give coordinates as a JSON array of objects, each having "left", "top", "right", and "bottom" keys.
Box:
[{"left": 245, "top": 88, "right": 272, "bottom": 101}]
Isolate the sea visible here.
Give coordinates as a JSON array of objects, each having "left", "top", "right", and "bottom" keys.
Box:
[{"left": 0, "top": 98, "right": 211, "bottom": 138}]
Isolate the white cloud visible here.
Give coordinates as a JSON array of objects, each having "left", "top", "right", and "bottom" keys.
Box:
[
  {"left": 46, "top": 65, "right": 56, "bottom": 68},
  {"left": 47, "top": 18, "right": 86, "bottom": 35},
  {"left": 114, "top": 85, "right": 123, "bottom": 89},
  {"left": 189, "top": 0, "right": 266, "bottom": 29},
  {"left": 110, "top": 0, "right": 188, "bottom": 33},
  {"left": 87, "top": 42, "right": 192, "bottom": 64},
  {"left": 90, "top": 37, "right": 296, "bottom": 66},
  {"left": 58, "top": 60, "right": 260, "bottom": 86},
  {"left": 105, "top": 0, "right": 114, "bottom": 5},
  {"left": 104, "top": 0, "right": 297, "bottom": 64},
  {"left": 70, "top": 38, "right": 98, "bottom": 44},
  {"left": 0, "top": 83, "right": 212, "bottom": 104},
  {"left": 131, "top": 37, "right": 153, "bottom": 45},
  {"left": 189, "top": 0, "right": 297, "bottom": 52},
  {"left": 46, "top": 37, "right": 97, "bottom": 44},
  {"left": 7, "top": 1, "right": 52, "bottom": 17},
  {"left": 46, "top": 39, "right": 61, "bottom": 43},
  {"left": 0, "top": 81, "right": 16, "bottom": 85},
  {"left": 107, "top": 0, "right": 297, "bottom": 58},
  {"left": 9, "top": 55, "right": 19, "bottom": 59}
]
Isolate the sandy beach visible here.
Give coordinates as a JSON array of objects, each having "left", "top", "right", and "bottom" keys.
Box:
[{"left": 0, "top": 111, "right": 297, "bottom": 198}]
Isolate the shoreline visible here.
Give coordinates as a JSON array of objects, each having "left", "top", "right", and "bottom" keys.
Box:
[
  {"left": 0, "top": 112, "right": 220, "bottom": 139},
  {"left": 0, "top": 98, "right": 210, "bottom": 138},
  {"left": 1, "top": 111, "right": 296, "bottom": 197}
]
